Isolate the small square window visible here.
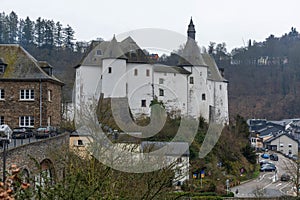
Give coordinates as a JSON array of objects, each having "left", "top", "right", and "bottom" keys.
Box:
[
  {"left": 96, "top": 50, "right": 102, "bottom": 55},
  {"left": 108, "top": 67, "right": 112, "bottom": 74},
  {"left": 78, "top": 140, "right": 84, "bottom": 146},
  {"left": 159, "top": 89, "right": 164, "bottom": 96},
  {"left": 202, "top": 93, "right": 206, "bottom": 101},
  {"left": 159, "top": 78, "right": 164, "bottom": 84},
  {"left": 190, "top": 77, "right": 194, "bottom": 84},
  {"left": 141, "top": 100, "right": 146, "bottom": 107},
  {"left": 0, "top": 116, "right": 4, "bottom": 125},
  {"left": 0, "top": 89, "right": 4, "bottom": 100}
]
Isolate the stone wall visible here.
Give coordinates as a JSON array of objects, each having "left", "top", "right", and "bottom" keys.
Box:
[{"left": 0, "top": 133, "right": 69, "bottom": 182}]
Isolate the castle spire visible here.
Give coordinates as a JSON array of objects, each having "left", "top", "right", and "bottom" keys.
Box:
[{"left": 187, "top": 17, "right": 196, "bottom": 40}]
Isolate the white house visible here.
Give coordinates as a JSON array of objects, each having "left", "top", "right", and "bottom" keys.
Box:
[{"left": 74, "top": 19, "right": 229, "bottom": 124}]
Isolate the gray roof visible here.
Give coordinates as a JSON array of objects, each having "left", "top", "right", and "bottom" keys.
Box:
[
  {"left": 178, "top": 38, "right": 207, "bottom": 66},
  {"left": 103, "top": 36, "right": 127, "bottom": 60},
  {"left": 264, "top": 133, "right": 298, "bottom": 144},
  {"left": 202, "top": 53, "right": 227, "bottom": 82},
  {"left": 0, "top": 44, "right": 63, "bottom": 85},
  {"left": 78, "top": 36, "right": 148, "bottom": 68},
  {"left": 153, "top": 64, "right": 191, "bottom": 74},
  {"left": 141, "top": 141, "right": 190, "bottom": 156}
]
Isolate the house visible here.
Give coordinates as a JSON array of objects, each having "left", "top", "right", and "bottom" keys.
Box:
[
  {"left": 74, "top": 18, "right": 229, "bottom": 124},
  {"left": 264, "top": 133, "right": 298, "bottom": 156},
  {"left": 248, "top": 119, "right": 284, "bottom": 150},
  {"left": 0, "top": 44, "right": 64, "bottom": 129},
  {"left": 140, "top": 141, "right": 190, "bottom": 186}
]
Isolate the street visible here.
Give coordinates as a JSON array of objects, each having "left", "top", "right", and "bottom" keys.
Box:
[{"left": 232, "top": 152, "right": 296, "bottom": 198}]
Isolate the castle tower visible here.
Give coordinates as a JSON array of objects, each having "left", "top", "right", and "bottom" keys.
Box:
[
  {"left": 101, "top": 35, "right": 128, "bottom": 98},
  {"left": 179, "top": 19, "right": 210, "bottom": 120}
]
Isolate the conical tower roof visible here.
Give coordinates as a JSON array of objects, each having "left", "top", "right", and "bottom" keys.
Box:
[
  {"left": 103, "top": 35, "right": 127, "bottom": 59},
  {"left": 178, "top": 38, "right": 207, "bottom": 66},
  {"left": 178, "top": 18, "right": 207, "bottom": 66}
]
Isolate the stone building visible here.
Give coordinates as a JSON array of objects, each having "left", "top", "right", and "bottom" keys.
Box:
[
  {"left": 75, "top": 19, "right": 229, "bottom": 124},
  {"left": 0, "top": 44, "right": 64, "bottom": 129}
]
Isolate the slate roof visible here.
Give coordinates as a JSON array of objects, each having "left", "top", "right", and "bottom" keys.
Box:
[
  {"left": 178, "top": 38, "right": 207, "bottom": 67},
  {"left": 153, "top": 64, "right": 191, "bottom": 74},
  {"left": 77, "top": 36, "right": 149, "bottom": 68},
  {"left": 0, "top": 44, "right": 63, "bottom": 85},
  {"left": 257, "top": 126, "right": 284, "bottom": 138},
  {"left": 141, "top": 141, "right": 190, "bottom": 156},
  {"left": 202, "top": 53, "right": 227, "bottom": 82},
  {"left": 103, "top": 35, "right": 127, "bottom": 60},
  {"left": 264, "top": 133, "right": 298, "bottom": 144}
]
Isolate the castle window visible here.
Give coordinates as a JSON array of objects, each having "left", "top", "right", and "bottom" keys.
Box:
[
  {"left": 200, "top": 72, "right": 202, "bottom": 76},
  {"left": 141, "top": 100, "right": 146, "bottom": 107},
  {"left": 146, "top": 69, "right": 150, "bottom": 77},
  {"left": 159, "top": 88, "right": 164, "bottom": 96},
  {"left": 219, "top": 85, "right": 222, "bottom": 90},
  {"left": 202, "top": 93, "right": 206, "bottom": 101},
  {"left": 190, "top": 77, "right": 194, "bottom": 84},
  {"left": 77, "top": 140, "right": 84, "bottom": 146},
  {"left": 19, "top": 116, "right": 34, "bottom": 127},
  {"left": 288, "top": 144, "right": 292, "bottom": 148},
  {"left": 159, "top": 78, "right": 164, "bottom": 84},
  {"left": 108, "top": 67, "right": 112, "bottom": 74},
  {"left": 134, "top": 69, "right": 138, "bottom": 76},
  {"left": 0, "top": 89, "right": 4, "bottom": 100},
  {"left": 164, "top": 73, "right": 167, "bottom": 76},
  {"left": 20, "top": 89, "right": 34, "bottom": 100},
  {"left": 0, "top": 116, "right": 4, "bottom": 125},
  {"left": 96, "top": 50, "right": 102, "bottom": 55}
]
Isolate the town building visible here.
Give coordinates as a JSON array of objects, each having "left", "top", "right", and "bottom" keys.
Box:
[
  {"left": 0, "top": 44, "right": 64, "bottom": 129},
  {"left": 74, "top": 19, "right": 229, "bottom": 124}
]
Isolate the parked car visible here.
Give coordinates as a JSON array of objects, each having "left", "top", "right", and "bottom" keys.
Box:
[
  {"left": 280, "top": 173, "right": 291, "bottom": 181},
  {"left": 261, "top": 153, "right": 270, "bottom": 159},
  {"left": 35, "top": 126, "right": 57, "bottom": 139},
  {"left": 12, "top": 127, "right": 34, "bottom": 139},
  {"left": 292, "top": 155, "right": 298, "bottom": 161},
  {"left": 0, "top": 124, "right": 12, "bottom": 142},
  {"left": 270, "top": 154, "right": 278, "bottom": 161},
  {"left": 260, "top": 160, "right": 271, "bottom": 166},
  {"left": 260, "top": 164, "right": 276, "bottom": 172}
]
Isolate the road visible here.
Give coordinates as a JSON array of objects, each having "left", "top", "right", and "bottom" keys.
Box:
[{"left": 232, "top": 152, "right": 296, "bottom": 198}]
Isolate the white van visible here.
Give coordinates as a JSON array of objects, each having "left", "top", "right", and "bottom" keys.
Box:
[{"left": 0, "top": 124, "right": 12, "bottom": 143}]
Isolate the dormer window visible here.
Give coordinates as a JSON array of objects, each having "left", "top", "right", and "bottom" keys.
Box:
[
  {"left": 0, "top": 58, "right": 7, "bottom": 74},
  {"left": 96, "top": 50, "right": 102, "bottom": 55}
]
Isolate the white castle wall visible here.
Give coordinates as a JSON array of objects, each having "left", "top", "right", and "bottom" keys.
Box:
[
  {"left": 153, "top": 71, "right": 188, "bottom": 116},
  {"left": 102, "top": 59, "right": 127, "bottom": 98}
]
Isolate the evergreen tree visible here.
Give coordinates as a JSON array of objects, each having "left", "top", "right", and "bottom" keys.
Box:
[
  {"left": 8, "top": 11, "right": 18, "bottom": 43},
  {"left": 21, "top": 16, "right": 34, "bottom": 46},
  {"left": 35, "top": 17, "right": 45, "bottom": 47},
  {"left": 44, "top": 20, "right": 55, "bottom": 48},
  {"left": 63, "top": 24, "right": 75, "bottom": 50},
  {"left": 54, "top": 21, "right": 63, "bottom": 48}
]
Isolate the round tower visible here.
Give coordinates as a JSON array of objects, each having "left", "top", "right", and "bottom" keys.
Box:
[{"left": 102, "top": 35, "right": 128, "bottom": 98}]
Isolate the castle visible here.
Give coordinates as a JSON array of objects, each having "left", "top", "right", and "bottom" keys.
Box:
[{"left": 75, "top": 19, "right": 229, "bottom": 124}]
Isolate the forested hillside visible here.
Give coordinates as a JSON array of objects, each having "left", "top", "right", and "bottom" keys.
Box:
[
  {"left": 0, "top": 11, "right": 86, "bottom": 101},
  {"left": 2, "top": 11, "right": 300, "bottom": 120}
]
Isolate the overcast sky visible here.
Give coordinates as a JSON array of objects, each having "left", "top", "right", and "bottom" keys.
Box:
[{"left": 2, "top": 0, "right": 300, "bottom": 52}]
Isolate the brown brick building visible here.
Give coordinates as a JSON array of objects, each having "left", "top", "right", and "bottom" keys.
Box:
[{"left": 0, "top": 44, "right": 64, "bottom": 129}]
